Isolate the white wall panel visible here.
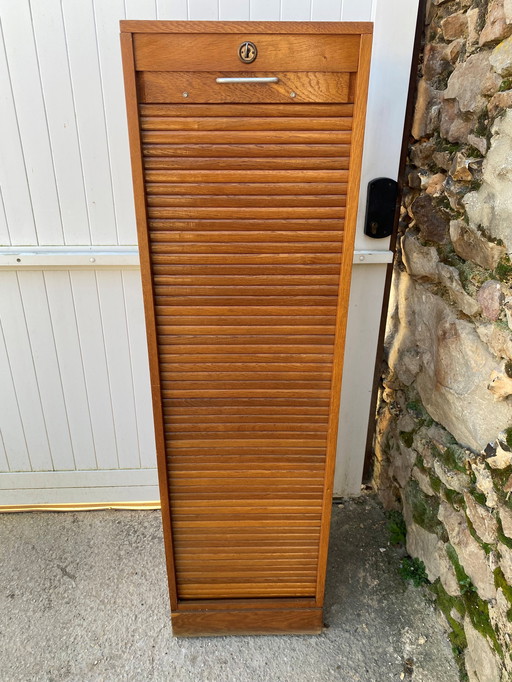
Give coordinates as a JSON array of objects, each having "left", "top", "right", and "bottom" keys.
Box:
[
  {"left": 93, "top": 0, "right": 138, "bottom": 245},
  {"left": 220, "top": 0, "right": 250, "bottom": 21},
  {"left": 44, "top": 271, "right": 98, "bottom": 471},
  {"left": 17, "top": 271, "right": 75, "bottom": 471},
  {"left": 0, "top": 0, "right": 417, "bottom": 504},
  {"left": 249, "top": 0, "right": 280, "bottom": 21},
  {"left": 0, "top": 323, "right": 31, "bottom": 471},
  {"left": 0, "top": 18, "right": 37, "bottom": 245},
  {"left": 0, "top": 272, "right": 53, "bottom": 470},
  {"left": 156, "top": 0, "right": 188, "bottom": 20},
  {"left": 1, "top": 1, "right": 63, "bottom": 245},
  {"left": 61, "top": 0, "right": 118, "bottom": 245},
  {"left": 96, "top": 270, "right": 140, "bottom": 469},
  {"left": 30, "top": 0, "right": 90, "bottom": 245},
  {"left": 69, "top": 270, "right": 119, "bottom": 470},
  {"left": 188, "top": 0, "right": 219, "bottom": 20}
]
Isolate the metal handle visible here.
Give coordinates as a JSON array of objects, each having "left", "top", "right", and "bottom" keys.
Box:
[{"left": 215, "top": 77, "right": 279, "bottom": 84}]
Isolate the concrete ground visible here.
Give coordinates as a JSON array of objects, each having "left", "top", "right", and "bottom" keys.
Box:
[{"left": 0, "top": 495, "right": 459, "bottom": 682}]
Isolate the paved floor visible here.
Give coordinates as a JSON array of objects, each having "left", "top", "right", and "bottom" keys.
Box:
[{"left": 0, "top": 495, "right": 458, "bottom": 682}]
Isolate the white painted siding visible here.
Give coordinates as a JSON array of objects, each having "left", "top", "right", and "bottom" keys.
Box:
[{"left": 0, "top": 0, "right": 417, "bottom": 505}]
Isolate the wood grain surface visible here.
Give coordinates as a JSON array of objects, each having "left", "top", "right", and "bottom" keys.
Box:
[{"left": 121, "top": 20, "right": 372, "bottom": 636}]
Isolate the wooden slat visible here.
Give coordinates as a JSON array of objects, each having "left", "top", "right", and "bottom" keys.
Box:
[
  {"left": 142, "top": 129, "right": 351, "bottom": 145},
  {"left": 139, "top": 103, "right": 354, "bottom": 117},
  {"left": 145, "top": 182, "right": 347, "bottom": 195},
  {"left": 140, "top": 116, "right": 353, "bottom": 131},
  {"left": 143, "top": 156, "right": 349, "bottom": 170},
  {"left": 147, "top": 195, "right": 346, "bottom": 208},
  {"left": 143, "top": 144, "right": 348, "bottom": 158}
]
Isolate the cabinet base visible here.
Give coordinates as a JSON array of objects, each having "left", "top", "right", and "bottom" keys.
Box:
[{"left": 171, "top": 606, "right": 324, "bottom": 637}]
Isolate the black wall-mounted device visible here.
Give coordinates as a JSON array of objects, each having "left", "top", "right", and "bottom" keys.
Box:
[{"left": 363, "top": 177, "right": 398, "bottom": 239}]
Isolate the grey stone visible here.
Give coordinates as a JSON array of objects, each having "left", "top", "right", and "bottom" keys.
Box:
[
  {"left": 411, "top": 79, "right": 442, "bottom": 139},
  {"left": 402, "top": 493, "right": 442, "bottom": 582},
  {"left": 477, "top": 280, "right": 504, "bottom": 321},
  {"left": 464, "top": 109, "right": 512, "bottom": 253},
  {"left": 464, "top": 616, "right": 501, "bottom": 682},
  {"left": 423, "top": 42, "right": 451, "bottom": 80},
  {"left": 410, "top": 139, "right": 436, "bottom": 167},
  {"left": 425, "top": 172, "right": 446, "bottom": 196},
  {"left": 412, "top": 466, "right": 436, "bottom": 497},
  {"left": 437, "top": 263, "right": 481, "bottom": 316},
  {"left": 433, "top": 459, "right": 470, "bottom": 494},
  {"left": 437, "top": 544, "right": 461, "bottom": 597},
  {"left": 440, "top": 99, "right": 476, "bottom": 144},
  {"left": 438, "top": 502, "right": 496, "bottom": 599},
  {"left": 488, "top": 88, "right": 512, "bottom": 116},
  {"left": 498, "top": 542, "right": 512, "bottom": 582},
  {"left": 486, "top": 441, "right": 512, "bottom": 467},
  {"left": 388, "top": 274, "right": 512, "bottom": 451},
  {"left": 490, "top": 33, "right": 512, "bottom": 74},
  {"left": 488, "top": 589, "right": 512, "bottom": 679},
  {"left": 389, "top": 440, "right": 417, "bottom": 488},
  {"left": 443, "top": 38, "right": 465, "bottom": 64},
  {"left": 499, "top": 504, "right": 512, "bottom": 537},
  {"left": 441, "top": 12, "right": 468, "bottom": 41},
  {"left": 463, "top": 491, "right": 498, "bottom": 543},
  {"left": 401, "top": 231, "right": 439, "bottom": 281},
  {"left": 444, "top": 52, "right": 501, "bottom": 114},
  {"left": 480, "top": 0, "right": 512, "bottom": 46},
  {"left": 467, "top": 133, "right": 488, "bottom": 156},
  {"left": 449, "top": 220, "right": 505, "bottom": 270},
  {"left": 488, "top": 366, "right": 512, "bottom": 400},
  {"left": 433, "top": 150, "right": 452, "bottom": 171},
  {"left": 476, "top": 322, "right": 512, "bottom": 360},
  {"left": 467, "top": 8, "right": 481, "bottom": 50},
  {"left": 472, "top": 459, "right": 499, "bottom": 507},
  {"left": 410, "top": 194, "right": 449, "bottom": 243},
  {"left": 449, "top": 151, "right": 473, "bottom": 182}
]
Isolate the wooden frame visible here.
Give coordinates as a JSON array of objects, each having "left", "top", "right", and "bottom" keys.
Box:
[{"left": 121, "top": 21, "right": 372, "bottom": 636}]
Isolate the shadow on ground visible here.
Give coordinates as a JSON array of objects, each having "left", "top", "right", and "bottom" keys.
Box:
[{"left": 0, "top": 494, "right": 458, "bottom": 682}]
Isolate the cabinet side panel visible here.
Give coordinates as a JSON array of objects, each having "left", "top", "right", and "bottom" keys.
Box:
[{"left": 120, "top": 30, "right": 178, "bottom": 610}]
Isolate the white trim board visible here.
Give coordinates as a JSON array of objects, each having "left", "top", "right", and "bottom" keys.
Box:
[
  {"left": 0, "top": 469, "right": 159, "bottom": 506},
  {"left": 0, "top": 246, "right": 392, "bottom": 269}
]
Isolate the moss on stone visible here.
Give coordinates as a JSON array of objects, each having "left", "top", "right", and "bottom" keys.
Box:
[
  {"left": 494, "top": 567, "right": 512, "bottom": 605},
  {"left": 400, "top": 431, "right": 415, "bottom": 448},
  {"left": 464, "top": 512, "right": 493, "bottom": 555},
  {"left": 429, "top": 472, "right": 443, "bottom": 494},
  {"left": 497, "top": 518, "right": 512, "bottom": 550},
  {"left": 494, "top": 255, "right": 512, "bottom": 284},
  {"left": 464, "top": 589, "right": 504, "bottom": 660},
  {"left": 406, "top": 480, "right": 441, "bottom": 533},
  {"left": 505, "top": 427, "right": 512, "bottom": 450},
  {"left": 469, "top": 489, "right": 488, "bottom": 507},
  {"left": 499, "top": 78, "right": 512, "bottom": 92},
  {"left": 505, "top": 360, "right": 512, "bottom": 379},
  {"left": 444, "top": 487, "right": 466, "bottom": 509},
  {"left": 475, "top": 110, "right": 490, "bottom": 138},
  {"left": 446, "top": 543, "right": 472, "bottom": 589},
  {"left": 490, "top": 465, "right": 512, "bottom": 501},
  {"left": 433, "top": 444, "right": 468, "bottom": 474},
  {"left": 429, "top": 580, "right": 468, "bottom": 680}
]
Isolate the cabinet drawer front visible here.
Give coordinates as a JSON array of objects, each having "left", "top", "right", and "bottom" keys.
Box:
[
  {"left": 133, "top": 33, "right": 360, "bottom": 72},
  {"left": 138, "top": 71, "right": 352, "bottom": 104}
]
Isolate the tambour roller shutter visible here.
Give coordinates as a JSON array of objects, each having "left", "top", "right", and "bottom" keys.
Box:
[{"left": 121, "top": 21, "right": 372, "bottom": 637}]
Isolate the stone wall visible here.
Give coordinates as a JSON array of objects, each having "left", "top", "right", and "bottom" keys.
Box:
[{"left": 374, "top": 1, "right": 512, "bottom": 679}]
